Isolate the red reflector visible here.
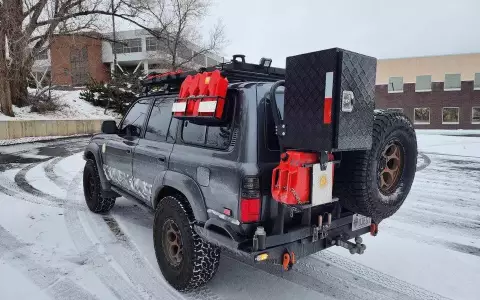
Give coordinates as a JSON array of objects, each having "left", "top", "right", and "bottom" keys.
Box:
[
  {"left": 240, "top": 198, "right": 260, "bottom": 223},
  {"left": 223, "top": 208, "right": 232, "bottom": 216},
  {"left": 324, "top": 97, "right": 332, "bottom": 124}
]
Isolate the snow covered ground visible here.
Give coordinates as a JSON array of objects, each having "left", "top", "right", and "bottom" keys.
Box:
[
  {"left": 0, "top": 133, "right": 479, "bottom": 300},
  {"left": 0, "top": 89, "right": 119, "bottom": 121}
]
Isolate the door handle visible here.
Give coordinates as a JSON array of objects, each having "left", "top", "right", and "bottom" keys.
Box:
[
  {"left": 126, "top": 149, "right": 132, "bottom": 154},
  {"left": 157, "top": 155, "right": 166, "bottom": 162}
]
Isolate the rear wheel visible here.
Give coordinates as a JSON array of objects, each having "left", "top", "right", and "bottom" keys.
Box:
[
  {"left": 153, "top": 195, "right": 220, "bottom": 291},
  {"left": 334, "top": 110, "right": 417, "bottom": 222},
  {"left": 83, "top": 159, "right": 116, "bottom": 213}
]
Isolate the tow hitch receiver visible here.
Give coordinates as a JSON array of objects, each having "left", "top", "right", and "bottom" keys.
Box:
[
  {"left": 312, "top": 213, "right": 332, "bottom": 242},
  {"left": 332, "top": 236, "right": 367, "bottom": 255}
]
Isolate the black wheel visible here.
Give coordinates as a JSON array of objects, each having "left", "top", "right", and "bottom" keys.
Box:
[
  {"left": 83, "top": 159, "right": 116, "bottom": 213},
  {"left": 153, "top": 195, "right": 220, "bottom": 291},
  {"left": 334, "top": 110, "right": 417, "bottom": 223}
]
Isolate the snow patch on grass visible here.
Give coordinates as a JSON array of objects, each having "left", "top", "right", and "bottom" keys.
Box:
[{"left": 0, "top": 89, "right": 120, "bottom": 121}]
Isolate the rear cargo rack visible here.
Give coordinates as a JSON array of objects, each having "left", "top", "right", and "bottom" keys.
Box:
[{"left": 141, "top": 55, "right": 286, "bottom": 96}]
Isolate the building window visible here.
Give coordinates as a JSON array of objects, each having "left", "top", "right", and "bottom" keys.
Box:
[
  {"left": 146, "top": 37, "right": 169, "bottom": 52},
  {"left": 149, "top": 64, "right": 161, "bottom": 70},
  {"left": 442, "top": 107, "right": 460, "bottom": 124},
  {"left": 192, "top": 52, "right": 206, "bottom": 66},
  {"left": 114, "top": 38, "right": 142, "bottom": 54},
  {"left": 178, "top": 43, "right": 192, "bottom": 60},
  {"left": 472, "top": 107, "right": 480, "bottom": 124},
  {"left": 36, "top": 49, "right": 48, "bottom": 60},
  {"left": 416, "top": 75, "right": 432, "bottom": 92},
  {"left": 414, "top": 108, "right": 430, "bottom": 124},
  {"left": 388, "top": 108, "right": 404, "bottom": 113},
  {"left": 444, "top": 74, "right": 461, "bottom": 91},
  {"left": 388, "top": 77, "right": 403, "bottom": 93},
  {"left": 207, "top": 57, "right": 219, "bottom": 67},
  {"left": 474, "top": 73, "right": 480, "bottom": 90}
]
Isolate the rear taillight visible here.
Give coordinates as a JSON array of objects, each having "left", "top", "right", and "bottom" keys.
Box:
[
  {"left": 240, "top": 177, "right": 261, "bottom": 223},
  {"left": 240, "top": 198, "right": 260, "bottom": 223}
]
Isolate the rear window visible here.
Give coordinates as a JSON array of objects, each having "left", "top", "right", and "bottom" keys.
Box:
[
  {"left": 181, "top": 95, "right": 235, "bottom": 150},
  {"left": 265, "top": 87, "right": 285, "bottom": 151},
  {"left": 182, "top": 122, "right": 233, "bottom": 150}
]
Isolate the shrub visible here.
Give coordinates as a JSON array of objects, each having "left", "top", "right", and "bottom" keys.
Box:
[
  {"left": 79, "top": 72, "right": 141, "bottom": 116},
  {"left": 28, "top": 90, "right": 62, "bottom": 114}
]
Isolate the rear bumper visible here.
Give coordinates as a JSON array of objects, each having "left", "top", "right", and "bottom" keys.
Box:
[{"left": 195, "top": 214, "right": 371, "bottom": 265}]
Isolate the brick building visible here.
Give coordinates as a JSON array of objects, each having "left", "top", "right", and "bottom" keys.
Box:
[
  {"left": 50, "top": 34, "right": 110, "bottom": 86},
  {"left": 32, "top": 29, "right": 224, "bottom": 87},
  {"left": 376, "top": 53, "right": 480, "bottom": 129}
]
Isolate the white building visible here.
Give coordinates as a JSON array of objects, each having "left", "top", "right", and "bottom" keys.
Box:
[{"left": 32, "top": 29, "right": 224, "bottom": 86}]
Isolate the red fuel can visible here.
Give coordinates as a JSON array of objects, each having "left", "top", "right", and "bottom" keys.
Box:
[{"left": 271, "top": 151, "right": 319, "bottom": 205}]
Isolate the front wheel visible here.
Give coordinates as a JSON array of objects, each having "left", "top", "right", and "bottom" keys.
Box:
[
  {"left": 153, "top": 195, "right": 220, "bottom": 291},
  {"left": 83, "top": 159, "right": 116, "bottom": 213}
]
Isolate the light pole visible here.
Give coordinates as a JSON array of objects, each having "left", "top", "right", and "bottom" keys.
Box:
[{"left": 111, "top": 0, "right": 117, "bottom": 78}]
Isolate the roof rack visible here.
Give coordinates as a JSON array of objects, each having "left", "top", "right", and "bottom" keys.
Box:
[{"left": 141, "top": 55, "right": 285, "bottom": 95}]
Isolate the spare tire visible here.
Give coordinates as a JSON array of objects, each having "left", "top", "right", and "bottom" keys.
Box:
[{"left": 334, "top": 110, "right": 417, "bottom": 223}]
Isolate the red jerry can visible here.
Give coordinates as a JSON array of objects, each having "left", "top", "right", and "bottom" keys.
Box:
[
  {"left": 179, "top": 75, "right": 193, "bottom": 98},
  {"left": 197, "top": 72, "right": 210, "bottom": 96},
  {"left": 193, "top": 72, "right": 210, "bottom": 116},
  {"left": 271, "top": 151, "right": 318, "bottom": 205},
  {"left": 207, "top": 70, "right": 228, "bottom": 119},
  {"left": 194, "top": 70, "right": 228, "bottom": 118},
  {"left": 173, "top": 75, "right": 193, "bottom": 117}
]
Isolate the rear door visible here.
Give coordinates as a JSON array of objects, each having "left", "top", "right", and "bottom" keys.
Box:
[
  {"left": 168, "top": 93, "right": 241, "bottom": 220},
  {"left": 103, "top": 98, "right": 151, "bottom": 192},
  {"left": 131, "top": 97, "right": 178, "bottom": 204},
  {"left": 257, "top": 85, "right": 285, "bottom": 194}
]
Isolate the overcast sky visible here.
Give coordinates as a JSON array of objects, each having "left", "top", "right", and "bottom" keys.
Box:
[{"left": 118, "top": 0, "right": 480, "bottom": 67}]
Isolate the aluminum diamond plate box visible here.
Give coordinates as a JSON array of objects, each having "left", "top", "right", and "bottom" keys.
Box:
[{"left": 283, "top": 48, "right": 377, "bottom": 151}]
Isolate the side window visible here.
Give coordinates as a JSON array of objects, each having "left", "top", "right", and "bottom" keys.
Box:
[
  {"left": 120, "top": 99, "right": 150, "bottom": 136},
  {"left": 145, "top": 97, "right": 175, "bottom": 142},
  {"left": 181, "top": 96, "right": 235, "bottom": 150},
  {"left": 182, "top": 122, "right": 207, "bottom": 144},
  {"left": 206, "top": 125, "right": 232, "bottom": 149},
  {"left": 265, "top": 87, "right": 285, "bottom": 151}
]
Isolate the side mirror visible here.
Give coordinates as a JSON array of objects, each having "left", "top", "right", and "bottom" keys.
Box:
[
  {"left": 124, "top": 124, "right": 141, "bottom": 137},
  {"left": 101, "top": 120, "right": 118, "bottom": 134}
]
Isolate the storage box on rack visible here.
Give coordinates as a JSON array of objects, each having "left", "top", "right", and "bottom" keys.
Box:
[
  {"left": 171, "top": 70, "right": 229, "bottom": 124},
  {"left": 283, "top": 48, "right": 377, "bottom": 152}
]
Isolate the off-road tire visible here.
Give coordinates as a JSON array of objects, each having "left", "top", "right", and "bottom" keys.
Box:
[
  {"left": 153, "top": 195, "right": 220, "bottom": 291},
  {"left": 334, "top": 110, "right": 417, "bottom": 222},
  {"left": 83, "top": 159, "right": 116, "bottom": 213}
]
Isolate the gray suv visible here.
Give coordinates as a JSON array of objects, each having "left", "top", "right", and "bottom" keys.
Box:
[{"left": 82, "top": 51, "right": 417, "bottom": 292}]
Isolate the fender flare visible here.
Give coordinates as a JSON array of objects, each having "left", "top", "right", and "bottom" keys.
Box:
[
  {"left": 84, "top": 142, "right": 112, "bottom": 191},
  {"left": 152, "top": 170, "right": 208, "bottom": 222}
]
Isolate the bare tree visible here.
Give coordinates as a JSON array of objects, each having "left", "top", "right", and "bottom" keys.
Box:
[
  {"left": 0, "top": 0, "right": 227, "bottom": 116},
  {"left": 0, "top": 0, "right": 156, "bottom": 116},
  {"left": 144, "top": 0, "right": 226, "bottom": 71},
  {"left": 0, "top": 1, "right": 14, "bottom": 116},
  {"left": 0, "top": 35, "right": 14, "bottom": 116}
]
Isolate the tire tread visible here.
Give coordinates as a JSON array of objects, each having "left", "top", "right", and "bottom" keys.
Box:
[
  {"left": 334, "top": 110, "right": 417, "bottom": 222},
  {"left": 154, "top": 195, "right": 220, "bottom": 291}
]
